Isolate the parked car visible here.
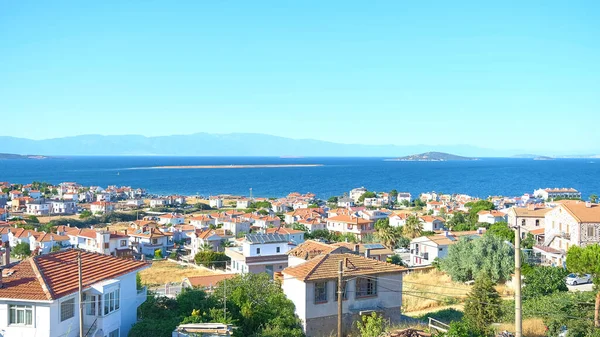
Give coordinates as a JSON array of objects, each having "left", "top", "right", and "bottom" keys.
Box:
[
  {"left": 566, "top": 273, "right": 591, "bottom": 285},
  {"left": 394, "top": 247, "right": 409, "bottom": 254}
]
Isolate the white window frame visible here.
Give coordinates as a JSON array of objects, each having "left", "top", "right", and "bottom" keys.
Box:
[
  {"left": 9, "top": 304, "right": 34, "bottom": 326},
  {"left": 103, "top": 288, "right": 121, "bottom": 316}
]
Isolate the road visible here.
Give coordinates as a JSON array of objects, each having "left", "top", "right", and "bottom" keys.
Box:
[{"left": 568, "top": 282, "right": 594, "bottom": 292}]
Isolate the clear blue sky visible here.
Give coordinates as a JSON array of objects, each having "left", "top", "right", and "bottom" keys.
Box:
[{"left": 1, "top": 1, "right": 598, "bottom": 153}]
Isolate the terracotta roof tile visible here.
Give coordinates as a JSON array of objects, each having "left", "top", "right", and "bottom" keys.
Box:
[
  {"left": 559, "top": 202, "right": 600, "bottom": 223},
  {"left": 287, "top": 240, "right": 350, "bottom": 261},
  {"left": 0, "top": 249, "right": 148, "bottom": 300},
  {"left": 183, "top": 274, "right": 236, "bottom": 288},
  {"left": 283, "top": 253, "right": 406, "bottom": 282}
]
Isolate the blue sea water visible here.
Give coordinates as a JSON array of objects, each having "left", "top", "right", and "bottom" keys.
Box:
[{"left": 0, "top": 157, "right": 598, "bottom": 199}]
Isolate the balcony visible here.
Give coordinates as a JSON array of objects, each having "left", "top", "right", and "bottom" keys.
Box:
[{"left": 559, "top": 232, "right": 571, "bottom": 240}]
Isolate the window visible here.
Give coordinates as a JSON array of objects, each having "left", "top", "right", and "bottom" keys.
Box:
[
  {"left": 103, "top": 289, "right": 120, "bottom": 315},
  {"left": 334, "top": 281, "right": 348, "bottom": 301},
  {"left": 108, "top": 328, "right": 119, "bottom": 337},
  {"left": 588, "top": 226, "right": 596, "bottom": 237},
  {"left": 276, "top": 247, "right": 281, "bottom": 253},
  {"left": 356, "top": 277, "right": 377, "bottom": 298},
  {"left": 152, "top": 239, "right": 158, "bottom": 245},
  {"left": 535, "top": 220, "right": 540, "bottom": 227},
  {"left": 9, "top": 305, "right": 33, "bottom": 326},
  {"left": 256, "top": 248, "right": 261, "bottom": 254},
  {"left": 60, "top": 298, "right": 75, "bottom": 321},
  {"left": 120, "top": 240, "right": 127, "bottom": 247},
  {"left": 521, "top": 219, "right": 525, "bottom": 226},
  {"left": 104, "top": 243, "right": 109, "bottom": 249},
  {"left": 314, "top": 282, "right": 327, "bottom": 303},
  {"left": 86, "top": 295, "right": 97, "bottom": 315}
]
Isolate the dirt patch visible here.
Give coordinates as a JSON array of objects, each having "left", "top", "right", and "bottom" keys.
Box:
[{"left": 402, "top": 269, "right": 471, "bottom": 313}]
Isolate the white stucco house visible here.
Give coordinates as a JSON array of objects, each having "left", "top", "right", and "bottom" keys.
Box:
[
  {"left": 158, "top": 213, "right": 185, "bottom": 226},
  {"left": 225, "top": 233, "right": 291, "bottom": 278},
  {"left": 409, "top": 231, "right": 483, "bottom": 267},
  {"left": 0, "top": 249, "right": 149, "bottom": 337},
  {"left": 477, "top": 210, "right": 507, "bottom": 224},
  {"left": 282, "top": 253, "right": 406, "bottom": 337}
]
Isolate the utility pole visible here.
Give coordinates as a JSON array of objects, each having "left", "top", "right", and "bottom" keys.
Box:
[
  {"left": 78, "top": 251, "right": 84, "bottom": 337},
  {"left": 514, "top": 223, "right": 522, "bottom": 337},
  {"left": 337, "top": 259, "right": 343, "bottom": 337}
]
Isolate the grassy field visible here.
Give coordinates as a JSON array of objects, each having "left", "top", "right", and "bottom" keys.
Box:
[
  {"left": 402, "top": 269, "right": 472, "bottom": 313},
  {"left": 497, "top": 319, "right": 546, "bottom": 337},
  {"left": 139, "top": 260, "right": 220, "bottom": 287}
]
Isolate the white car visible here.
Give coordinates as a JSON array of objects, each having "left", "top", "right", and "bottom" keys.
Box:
[
  {"left": 566, "top": 273, "right": 591, "bottom": 285},
  {"left": 395, "top": 247, "right": 409, "bottom": 254}
]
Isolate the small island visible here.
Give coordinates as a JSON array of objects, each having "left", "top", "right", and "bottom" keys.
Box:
[
  {"left": 0, "top": 153, "right": 51, "bottom": 160},
  {"left": 389, "top": 152, "right": 476, "bottom": 162},
  {"left": 534, "top": 156, "right": 554, "bottom": 161}
]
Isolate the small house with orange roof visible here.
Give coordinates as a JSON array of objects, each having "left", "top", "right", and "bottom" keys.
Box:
[
  {"left": 189, "top": 214, "right": 216, "bottom": 229},
  {"left": 29, "top": 232, "right": 71, "bottom": 254},
  {"left": 157, "top": 213, "right": 185, "bottom": 226},
  {"left": 477, "top": 210, "right": 508, "bottom": 224},
  {"left": 410, "top": 230, "right": 484, "bottom": 266},
  {"left": 297, "top": 217, "right": 327, "bottom": 232},
  {"left": 0, "top": 249, "right": 149, "bottom": 337},
  {"left": 282, "top": 253, "right": 407, "bottom": 337},
  {"left": 418, "top": 215, "right": 446, "bottom": 231},
  {"left": 128, "top": 227, "right": 171, "bottom": 257},
  {"left": 90, "top": 201, "right": 115, "bottom": 214},
  {"left": 188, "top": 228, "right": 230, "bottom": 256},
  {"left": 388, "top": 212, "right": 409, "bottom": 228},
  {"left": 326, "top": 215, "right": 374, "bottom": 240}
]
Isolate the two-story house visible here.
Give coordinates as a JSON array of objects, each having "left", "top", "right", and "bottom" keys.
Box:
[
  {"left": 409, "top": 230, "right": 483, "bottom": 266},
  {"left": 326, "top": 215, "right": 374, "bottom": 240},
  {"left": 26, "top": 199, "right": 51, "bottom": 215},
  {"left": 388, "top": 213, "right": 408, "bottom": 228},
  {"left": 29, "top": 232, "right": 71, "bottom": 254},
  {"left": 128, "top": 227, "right": 171, "bottom": 257},
  {"left": 282, "top": 253, "right": 406, "bottom": 337},
  {"left": 419, "top": 216, "right": 445, "bottom": 231},
  {"left": 225, "top": 233, "right": 290, "bottom": 277},
  {"left": 534, "top": 201, "right": 600, "bottom": 267},
  {"left": 0, "top": 249, "right": 149, "bottom": 337},
  {"left": 90, "top": 201, "right": 115, "bottom": 214},
  {"left": 209, "top": 197, "right": 223, "bottom": 209},
  {"left": 188, "top": 229, "right": 230, "bottom": 256},
  {"left": 221, "top": 217, "right": 251, "bottom": 236},
  {"left": 507, "top": 205, "right": 551, "bottom": 238},
  {"left": 50, "top": 200, "right": 77, "bottom": 215},
  {"left": 477, "top": 210, "right": 508, "bottom": 224}
]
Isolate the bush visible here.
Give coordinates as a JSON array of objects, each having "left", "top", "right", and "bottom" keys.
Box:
[
  {"left": 355, "top": 312, "right": 384, "bottom": 337},
  {"left": 154, "top": 249, "right": 163, "bottom": 259},
  {"left": 522, "top": 265, "right": 568, "bottom": 298},
  {"left": 194, "top": 251, "right": 230, "bottom": 269}
]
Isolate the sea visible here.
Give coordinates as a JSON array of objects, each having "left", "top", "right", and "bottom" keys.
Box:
[{"left": 0, "top": 156, "right": 599, "bottom": 199}]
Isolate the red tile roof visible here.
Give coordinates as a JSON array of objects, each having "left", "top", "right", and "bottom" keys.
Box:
[
  {"left": 0, "top": 249, "right": 148, "bottom": 301},
  {"left": 183, "top": 274, "right": 236, "bottom": 288}
]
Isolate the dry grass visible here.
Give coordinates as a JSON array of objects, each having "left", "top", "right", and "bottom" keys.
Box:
[
  {"left": 37, "top": 214, "right": 81, "bottom": 224},
  {"left": 139, "top": 260, "right": 220, "bottom": 286},
  {"left": 495, "top": 283, "right": 515, "bottom": 298},
  {"left": 402, "top": 269, "right": 471, "bottom": 312},
  {"left": 496, "top": 318, "right": 546, "bottom": 337}
]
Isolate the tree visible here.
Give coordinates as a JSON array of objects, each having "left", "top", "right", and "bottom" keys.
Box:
[
  {"left": 292, "top": 223, "right": 309, "bottom": 232},
  {"left": 374, "top": 218, "right": 390, "bottom": 230},
  {"left": 257, "top": 209, "right": 269, "bottom": 215},
  {"left": 521, "top": 233, "right": 535, "bottom": 249},
  {"left": 438, "top": 207, "right": 447, "bottom": 219},
  {"left": 358, "top": 191, "right": 376, "bottom": 203},
  {"left": 51, "top": 245, "right": 62, "bottom": 252},
  {"left": 390, "top": 189, "right": 399, "bottom": 198},
  {"left": 355, "top": 312, "right": 384, "bottom": 337},
  {"left": 447, "top": 212, "right": 469, "bottom": 230},
  {"left": 465, "top": 200, "right": 494, "bottom": 225},
  {"left": 400, "top": 199, "right": 410, "bottom": 207},
  {"left": 249, "top": 201, "right": 272, "bottom": 209},
  {"left": 194, "top": 251, "right": 230, "bottom": 269},
  {"left": 79, "top": 210, "right": 93, "bottom": 219},
  {"left": 200, "top": 243, "right": 213, "bottom": 252},
  {"left": 26, "top": 215, "right": 39, "bottom": 223},
  {"left": 154, "top": 249, "right": 163, "bottom": 259},
  {"left": 375, "top": 226, "right": 402, "bottom": 249},
  {"left": 210, "top": 273, "right": 304, "bottom": 337},
  {"left": 136, "top": 272, "right": 143, "bottom": 291},
  {"left": 445, "top": 321, "right": 486, "bottom": 337},
  {"left": 567, "top": 244, "right": 600, "bottom": 327},
  {"left": 439, "top": 235, "right": 514, "bottom": 283},
  {"left": 194, "top": 203, "right": 213, "bottom": 210},
  {"left": 403, "top": 215, "right": 423, "bottom": 239},
  {"left": 327, "top": 196, "right": 338, "bottom": 203},
  {"left": 13, "top": 242, "right": 31, "bottom": 258},
  {"left": 463, "top": 275, "right": 501, "bottom": 334},
  {"left": 485, "top": 222, "right": 514, "bottom": 244},
  {"left": 522, "top": 265, "right": 568, "bottom": 298},
  {"left": 591, "top": 194, "right": 599, "bottom": 203},
  {"left": 386, "top": 255, "right": 406, "bottom": 267}
]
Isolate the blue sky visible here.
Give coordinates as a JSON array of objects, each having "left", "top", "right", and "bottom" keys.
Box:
[{"left": 1, "top": 1, "right": 598, "bottom": 153}]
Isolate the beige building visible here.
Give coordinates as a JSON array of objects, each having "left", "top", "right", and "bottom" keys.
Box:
[
  {"left": 507, "top": 205, "right": 551, "bottom": 238},
  {"left": 534, "top": 201, "right": 600, "bottom": 266}
]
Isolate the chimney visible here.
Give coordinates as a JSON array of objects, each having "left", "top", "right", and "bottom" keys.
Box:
[
  {"left": 365, "top": 248, "right": 371, "bottom": 259},
  {"left": 354, "top": 244, "right": 360, "bottom": 253},
  {"left": 3, "top": 242, "right": 10, "bottom": 266},
  {"left": 124, "top": 229, "right": 128, "bottom": 235},
  {"left": 586, "top": 201, "right": 592, "bottom": 208}
]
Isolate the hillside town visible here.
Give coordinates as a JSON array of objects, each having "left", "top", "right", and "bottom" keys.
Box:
[{"left": 0, "top": 181, "right": 598, "bottom": 337}]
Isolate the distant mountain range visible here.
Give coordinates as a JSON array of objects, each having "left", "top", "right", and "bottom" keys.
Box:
[
  {"left": 391, "top": 152, "right": 475, "bottom": 161},
  {"left": 0, "top": 133, "right": 598, "bottom": 157}
]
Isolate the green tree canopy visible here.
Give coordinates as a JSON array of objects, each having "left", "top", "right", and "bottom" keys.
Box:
[
  {"left": 463, "top": 275, "right": 502, "bottom": 335},
  {"left": 439, "top": 235, "right": 514, "bottom": 283},
  {"left": 402, "top": 215, "right": 423, "bottom": 239},
  {"left": 465, "top": 200, "right": 495, "bottom": 225},
  {"left": 522, "top": 266, "right": 568, "bottom": 298},
  {"left": 358, "top": 191, "right": 376, "bottom": 203},
  {"left": 567, "top": 244, "right": 600, "bottom": 327},
  {"left": 485, "top": 222, "right": 513, "bottom": 244},
  {"left": 13, "top": 242, "right": 31, "bottom": 258},
  {"left": 327, "top": 196, "right": 338, "bottom": 203},
  {"left": 249, "top": 201, "right": 272, "bottom": 209},
  {"left": 194, "top": 251, "right": 230, "bottom": 269},
  {"left": 389, "top": 190, "right": 399, "bottom": 198}
]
